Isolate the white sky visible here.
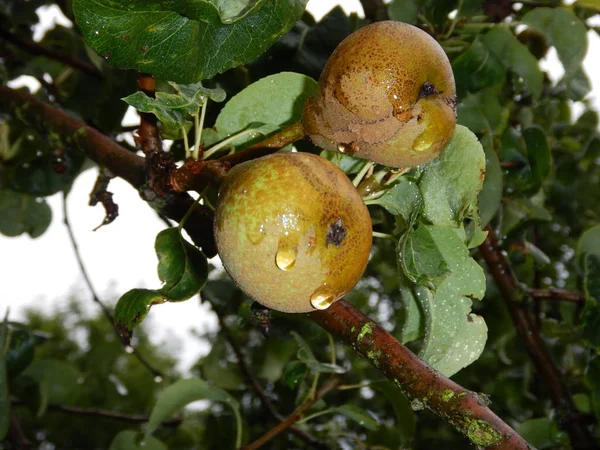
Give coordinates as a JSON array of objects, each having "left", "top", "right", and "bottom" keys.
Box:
[{"left": 1, "top": 1, "right": 599, "bottom": 373}]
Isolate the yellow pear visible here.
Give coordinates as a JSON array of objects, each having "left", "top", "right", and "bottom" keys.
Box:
[
  {"left": 214, "top": 152, "right": 372, "bottom": 313},
  {"left": 303, "top": 21, "right": 457, "bottom": 168}
]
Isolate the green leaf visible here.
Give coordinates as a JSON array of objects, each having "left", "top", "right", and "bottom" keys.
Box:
[
  {"left": 283, "top": 361, "right": 308, "bottom": 389},
  {"left": 201, "top": 335, "right": 244, "bottom": 390},
  {"left": 0, "top": 316, "right": 9, "bottom": 441},
  {"left": 320, "top": 150, "right": 367, "bottom": 175},
  {"left": 582, "top": 254, "right": 600, "bottom": 347},
  {"left": 215, "top": 72, "right": 318, "bottom": 146},
  {"left": 368, "top": 178, "right": 422, "bottom": 226},
  {"left": 577, "top": 0, "right": 600, "bottom": 11},
  {"left": 482, "top": 27, "right": 543, "bottom": 100},
  {"left": 577, "top": 225, "right": 600, "bottom": 260},
  {"left": 457, "top": 89, "right": 506, "bottom": 135},
  {"left": 516, "top": 418, "right": 553, "bottom": 449},
  {"left": 0, "top": 190, "right": 52, "bottom": 238},
  {"left": 523, "top": 126, "right": 551, "bottom": 185},
  {"left": 114, "top": 289, "right": 165, "bottom": 343},
  {"left": 501, "top": 196, "right": 552, "bottom": 235},
  {"left": 452, "top": 36, "right": 505, "bottom": 97},
  {"left": 334, "top": 404, "right": 379, "bottom": 431},
  {"left": 144, "top": 378, "right": 240, "bottom": 440},
  {"left": 399, "top": 225, "right": 487, "bottom": 377},
  {"left": 522, "top": 7, "right": 587, "bottom": 81},
  {"left": 122, "top": 92, "right": 187, "bottom": 133},
  {"left": 5, "top": 328, "right": 35, "bottom": 377},
  {"left": 388, "top": 0, "right": 418, "bottom": 24},
  {"left": 418, "top": 125, "right": 486, "bottom": 227},
  {"left": 73, "top": 0, "right": 308, "bottom": 83},
  {"left": 400, "top": 225, "right": 451, "bottom": 286},
  {"left": 478, "top": 136, "right": 503, "bottom": 227},
  {"left": 110, "top": 430, "right": 167, "bottom": 450},
  {"left": 155, "top": 228, "right": 208, "bottom": 301},
  {"left": 23, "top": 359, "right": 82, "bottom": 407}
]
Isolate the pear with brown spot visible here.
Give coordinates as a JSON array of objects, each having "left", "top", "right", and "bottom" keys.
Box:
[
  {"left": 214, "top": 152, "right": 372, "bottom": 313},
  {"left": 303, "top": 21, "right": 457, "bottom": 168}
]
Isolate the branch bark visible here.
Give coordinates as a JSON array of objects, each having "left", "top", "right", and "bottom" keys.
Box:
[
  {"left": 0, "top": 29, "right": 103, "bottom": 79},
  {"left": 479, "top": 227, "right": 597, "bottom": 449},
  {"left": 310, "top": 301, "right": 533, "bottom": 449}
]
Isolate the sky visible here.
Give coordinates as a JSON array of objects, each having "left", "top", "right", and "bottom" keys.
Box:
[{"left": 1, "top": 0, "right": 599, "bottom": 373}]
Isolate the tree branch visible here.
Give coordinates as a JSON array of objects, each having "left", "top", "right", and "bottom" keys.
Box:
[
  {"left": 310, "top": 300, "right": 534, "bottom": 449},
  {"left": 0, "top": 29, "right": 103, "bottom": 80},
  {"left": 242, "top": 375, "right": 342, "bottom": 450},
  {"left": 359, "top": 0, "right": 390, "bottom": 22},
  {"left": 62, "top": 192, "right": 165, "bottom": 380},
  {"left": 479, "top": 227, "right": 597, "bottom": 450},
  {"left": 528, "top": 288, "right": 585, "bottom": 303},
  {"left": 12, "top": 400, "right": 180, "bottom": 427},
  {"left": 214, "top": 310, "right": 328, "bottom": 449},
  {"left": 0, "top": 85, "right": 217, "bottom": 256}
]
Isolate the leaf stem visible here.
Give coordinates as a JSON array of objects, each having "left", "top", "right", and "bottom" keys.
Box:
[
  {"left": 178, "top": 195, "right": 203, "bottom": 231},
  {"left": 193, "top": 98, "right": 208, "bottom": 160},
  {"left": 203, "top": 128, "right": 266, "bottom": 160},
  {"left": 182, "top": 127, "right": 191, "bottom": 159},
  {"left": 372, "top": 231, "right": 396, "bottom": 241},
  {"left": 352, "top": 162, "right": 374, "bottom": 187}
]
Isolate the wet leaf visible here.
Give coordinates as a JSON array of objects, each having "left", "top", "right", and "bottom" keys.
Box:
[
  {"left": 452, "top": 37, "right": 505, "bottom": 97},
  {"left": 114, "top": 289, "right": 165, "bottom": 344},
  {"left": 283, "top": 361, "right": 308, "bottom": 389},
  {"left": 419, "top": 125, "right": 486, "bottom": 227},
  {"left": 400, "top": 225, "right": 451, "bottom": 286},
  {"left": 215, "top": 72, "right": 318, "bottom": 147},
  {"left": 368, "top": 178, "right": 422, "bottom": 226},
  {"left": 73, "top": 0, "right": 308, "bottom": 83},
  {"left": 0, "top": 190, "right": 51, "bottom": 238},
  {"left": 144, "top": 378, "right": 239, "bottom": 440},
  {"left": 399, "top": 225, "right": 487, "bottom": 377},
  {"left": 155, "top": 228, "right": 208, "bottom": 301}
]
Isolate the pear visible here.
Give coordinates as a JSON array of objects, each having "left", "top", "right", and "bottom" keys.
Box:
[
  {"left": 214, "top": 152, "right": 372, "bottom": 313},
  {"left": 303, "top": 21, "right": 456, "bottom": 168}
]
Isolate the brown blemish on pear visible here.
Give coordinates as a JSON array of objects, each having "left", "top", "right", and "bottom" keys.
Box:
[
  {"left": 214, "top": 153, "right": 372, "bottom": 313},
  {"left": 303, "top": 21, "right": 457, "bottom": 168}
]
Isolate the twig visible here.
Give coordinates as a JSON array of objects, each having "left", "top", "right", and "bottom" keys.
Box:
[
  {"left": 214, "top": 310, "right": 328, "bottom": 449},
  {"left": 242, "top": 376, "right": 342, "bottom": 450},
  {"left": 220, "top": 122, "right": 306, "bottom": 167},
  {"left": 499, "top": 160, "right": 526, "bottom": 169},
  {"left": 359, "top": 0, "right": 390, "bottom": 22},
  {"left": 528, "top": 288, "right": 585, "bottom": 303},
  {"left": 7, "top": 412, "right": 33, "bottom": 450},
  {"left": 310, "top": 300, "right": 534, "bottom": 449},
  {"left": 12, "top": 400, "right": 180, "bottom": 427},
  {"left": 479, "top": 227, "right": 597, "bottom": 449},
  {"left": 89, "top": 168, "right": 119, "bottom": 231},
  {"left": 62, "top": 192, "right": 165, "bottom": 379},
  {"left": 168, "top": 122, "right": 306, "bottom": 193},
  {"left": 0, "top": 29, "right": 103, "bottom": 80},
  {"left": 136, "top": 75, "right": 162, "bottom": 155}
]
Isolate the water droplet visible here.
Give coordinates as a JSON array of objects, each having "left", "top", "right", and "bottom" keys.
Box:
[
  {"left": 93, "top": 30, "right": 99, "bottom": 35},
  {"left": 410, "top": 399, "right": 425, "bottom": 411},
  {"left": 337, "top": 142, "right": 358, "bottom": 155},
  {"left": 310, "top": 286, "right": 336, "bottom": 310},
  {"left": 124, "top": 345, "right": 134, "bottom": 354},
  {"left": 153, "top": 375, "right": 163, "bottom": 383},
  {"left": 275, "top": 243, "right": 297, "bottom": 271}
]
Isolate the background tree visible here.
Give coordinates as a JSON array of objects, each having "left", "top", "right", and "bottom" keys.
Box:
[{"left": 1, "top": 1, "right": 600, "bottom": 449}]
